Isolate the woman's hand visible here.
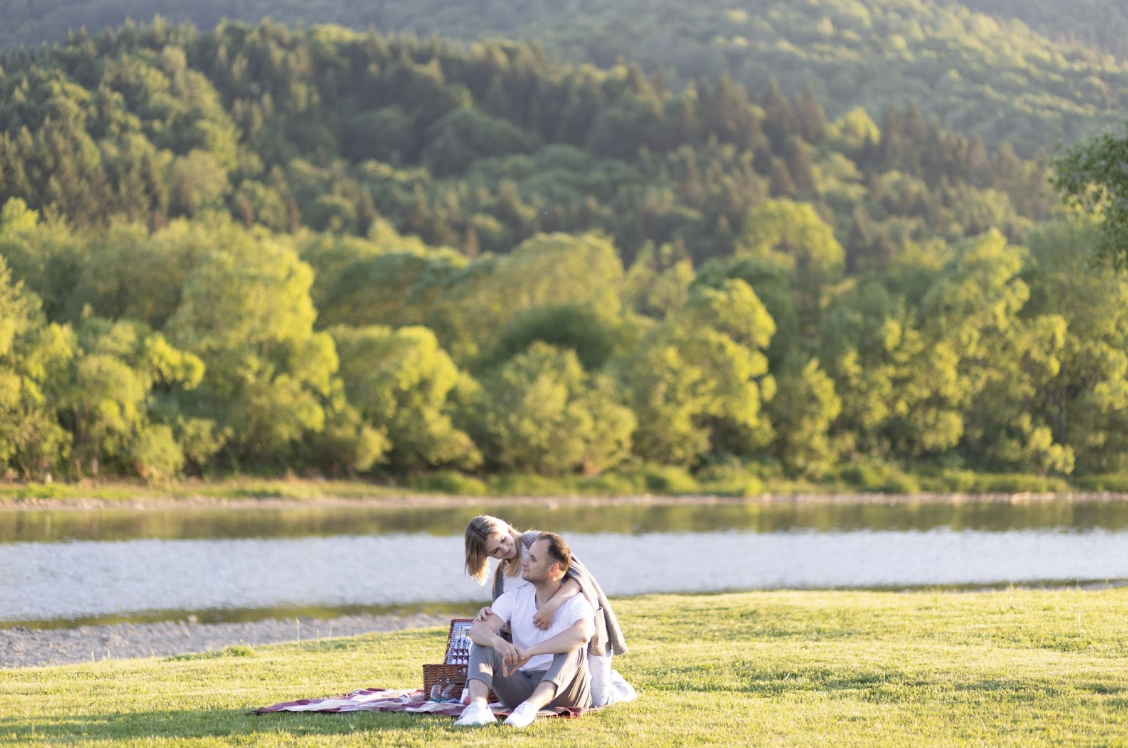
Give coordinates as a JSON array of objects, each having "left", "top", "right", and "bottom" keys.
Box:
[
  {"left": 474, "top": 606, "right": 493, "bottom": 622},
  {"left": 532, "top": 601, "right": 558, "bottom": 630}
]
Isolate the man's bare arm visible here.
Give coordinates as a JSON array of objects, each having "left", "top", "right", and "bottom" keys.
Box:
[
  {"left": 519, "top": 616, "right": 594, "bottom": 660},
  {"left": 469, "top": 612, "right": 505, "bottom": 647}
]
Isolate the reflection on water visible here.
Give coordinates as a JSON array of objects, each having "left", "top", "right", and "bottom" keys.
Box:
[
  {"left": 2, "top": 527, "right": 1127, "bottom": 626},
  {"left": 4, "top": 498, "right": 1128, "bottom": 627},
  {"left": 5, "top": 498, "right": 1128, "bottom": 543}
]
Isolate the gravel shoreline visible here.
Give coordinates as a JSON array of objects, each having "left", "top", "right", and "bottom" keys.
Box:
[{"left": 0, "top": 613, "right": 454, "bottom": 669}]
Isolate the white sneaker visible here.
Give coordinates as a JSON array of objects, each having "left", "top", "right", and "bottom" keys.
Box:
[
  {"left": 502, "top": 702, "right": 538, "bottom": 728},
  {"left": 454, "top": 701, "right": 496, "bottom": 727}
]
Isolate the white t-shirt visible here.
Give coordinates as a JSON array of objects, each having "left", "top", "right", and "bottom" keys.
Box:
[{"left": 490, "top": 584, "right": 595, "bottom": 672}]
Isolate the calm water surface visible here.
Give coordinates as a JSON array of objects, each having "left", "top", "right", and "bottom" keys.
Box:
[{"left": 3, "top": 499, "right": 1126, "bottom": 626}]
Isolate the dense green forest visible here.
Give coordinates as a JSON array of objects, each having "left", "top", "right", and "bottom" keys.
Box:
[
  {"left": 1, "top": 0, "right": 1126, "bottom": 155},
  {"left": 954, "top": 0, "right": 1128, "bottom": 61},
  {"left": 0, "top": 19, "right": 1125, "bottom": 492},
  {"left": 0, "top": 20, "right": 1054, "bottom": 264}
]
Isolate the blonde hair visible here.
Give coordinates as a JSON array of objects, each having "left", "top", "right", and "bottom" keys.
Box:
[{"left": 464, "top": 515, "right": 524, "bottom": 584}]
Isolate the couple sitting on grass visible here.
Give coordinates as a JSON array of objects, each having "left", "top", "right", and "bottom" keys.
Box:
[{"left": 456, "top": 515, "right": 635, "bottom": 728}]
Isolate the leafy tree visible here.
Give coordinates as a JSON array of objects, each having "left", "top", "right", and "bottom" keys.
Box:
[
  {"left": 1051, "top": 126, "right": 1128, "bottom": 269},
  {"left": 165, "top": 219, "right": 337, "bottom": 464},
  {"left": 622, "top": 241, "right": 696, "bottom": 320},
  {"left": 736, "top": 199, "right": 844, "bottom": 338},
  {"left": 819, "top": 277, "right": 964, "bottom": 461},
  {"left": 310, "top": 242, "right": 467, "bottom": 330},
  {"left": 63, "top": 217, "right": 218, "bottom": 328},
  {"left": 484, "top": 303, "right": 634, "bottom": 373},
  {"left": 737, "top": 199, "right": 844, "bottom": 284},
  {"left": 766, "top": 355, "right": 841, "bottom": 478},
  {"left": 468, "top": 342, "right": 634, "bottom": 475},
  {"left": 694, "top": 255, "right": 800, "bottom": 370},
  {"left": 922, "top": 231, "right": 1072, "bottom": 474},
  {"left": 331, "top": 324, "right": 480, "bottom": 472},
  {"left": 57, "top": 315, "right": 204, "bottom": 478},
  {"left": 617, "top": 279, "right": 775, "bottom": 465},
  {"left": 1024, "top": 220, "right": 1128, "bottom": 472},
  {"left": 0, "top": 254, "right": 72, "bottom": 479},
  {"left": 0, "top": 198, "right": 85, "bottom": 322},
  {"left": 430, "top": 232, "right": 624, "bottom": 362}
]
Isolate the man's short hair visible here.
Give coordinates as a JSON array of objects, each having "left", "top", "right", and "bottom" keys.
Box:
[{"left": 536, "top": 532, "right": 572, "bottom": 574}]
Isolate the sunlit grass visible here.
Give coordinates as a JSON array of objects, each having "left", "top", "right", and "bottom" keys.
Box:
[
  {"left": 3, "top": 467, "right": 1121, "bottom": 507},
  {"left": 3, "top": 589, "right": 1127, "bottom": 746},
  {"left": 0, "top": 478, "right": 407, "bottom": 504}
]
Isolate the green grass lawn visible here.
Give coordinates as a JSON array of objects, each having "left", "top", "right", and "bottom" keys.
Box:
[{"left": 3, "top": 589, "right": 1127, "bottom": 746}]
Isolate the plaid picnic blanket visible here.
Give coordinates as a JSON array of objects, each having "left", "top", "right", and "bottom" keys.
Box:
[{"left": 252, "top": 688, "right": 585, "bottom": 719}]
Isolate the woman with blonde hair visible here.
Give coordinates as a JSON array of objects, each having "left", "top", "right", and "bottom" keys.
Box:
[{"left": 463, "top": 514, "right": 632, "bottom": 706}]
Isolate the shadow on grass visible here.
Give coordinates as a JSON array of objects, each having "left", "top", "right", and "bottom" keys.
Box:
[
  {"left": 646, "top": 663, "right": 931, "bottom": 698},
  {"left": 0, "top": 707, "right": 458, "bottom": 743}
]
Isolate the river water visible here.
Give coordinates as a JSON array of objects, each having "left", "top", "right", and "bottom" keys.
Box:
[{"left": 3, "top": 498, "right": 1126, "bottom": 626}]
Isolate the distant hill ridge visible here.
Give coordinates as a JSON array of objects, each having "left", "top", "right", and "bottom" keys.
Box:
[
  {"left": 951, "top": 0, "right": 1128, "bottom": 62},
  {"left": 1, "top": 0, "right": 1126, "bottom": 155}
]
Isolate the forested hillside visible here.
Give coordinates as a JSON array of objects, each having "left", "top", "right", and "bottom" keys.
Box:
[
  {"left": 1, "top": 0, "right": 1125, "bottom": 155},
  {"left": 955, "top": 0, "right": 1128, "bottom": 61},
  {"left": 0, "top": 19, "right": 1125, "bottom": 491},
  {"left": 0, "top": 20, "right": 1051, "bottom": 264}
]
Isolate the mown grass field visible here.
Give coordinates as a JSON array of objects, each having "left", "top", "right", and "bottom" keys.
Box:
[{"left": 3, "top": 589, "right": 1127, "bottom": 746}]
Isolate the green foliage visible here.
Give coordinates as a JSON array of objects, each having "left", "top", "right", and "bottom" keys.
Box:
[
  {"left": 430, "top": 232, "right": 625, "bottom": 363},
  {"left": 0, "top": 16, "right": 1123, "bottom": 484},
  {"left": 307, "top": 235, "right": 467, "bottom": 331},
  {"left": 819, "top": 276, "right": 964, "bottom": 460},
  {"left": 5, "top": 0, "right": 1125, "bottom": 158},
  {"left": 623, "top": 242, "right": 696, "bottom": 320},
  {"left": 164, "top": 218, "right": 336, "bottom": 464},
  {"left": 0, "top": 18, "right": 1059, "bottom": 272},
  {"left": 615, "top": 463, "right": 699, "bottom": 495},
  {"left": 922, "top": 231, "right": 1072, "bottom": 474},
  {"left": 0, "top": 254, "right": 72, "bottom": 479},
  {"left": 484, "top": 303, "right": 631, "bottom": 373},
  {"left": 959, "top": 0, "right": 1128, "bottom": 61},
  {"left": 407, "top": 470, "right": 488, "bottom": 496},
  {"left": 483, "top": 471, "right": 565, "bottom": 496},
  {"left": 957, "top": 472, "right": 1072, "bottom": 493},
  {"left": 130, "top": 422, "right": 184, "bottom": 482},
  {"left": 1021, "top": 220, "right": 1128, "bottom": 474},
  {"left": 1070, "top": 473, "right": 1128, "bottom": 492},
  {"left": 838, "top": 459, "right": 920, "bottom": 493},
  {"left": 1051, "top": 126, "right": 1128, "bottom": 269},
  {"left": 766, "top": 356, "right": 842, "bottom": 479},
  {"left": 331, "top": 325, "right": 480, "bottom": 472},
  {"left": 55, "top": 316, "right": 203, "bottom": 478},
  {"left": 469, "top": 342, "right": 635, "bottom": 475},
  {"left": 693, "top": 458, "right": 764, "bottom": 497},
  {"left": 738, "top": 199, "right": 845, "bottom": 285},
  {"left": 618, "top": 278, "right": 776, "bottom": 467},
  {"left": 571, "top": 471, "right": 646, "bottom": 496}
]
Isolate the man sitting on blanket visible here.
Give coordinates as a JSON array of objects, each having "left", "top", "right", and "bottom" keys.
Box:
[{"left": 455, "top": 532, "right": 596, "bottom": 728}]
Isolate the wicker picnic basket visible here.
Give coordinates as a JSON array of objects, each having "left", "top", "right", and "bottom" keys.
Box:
[{"left": 422, "top": 619, "right": 474, "bottom": 698}]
